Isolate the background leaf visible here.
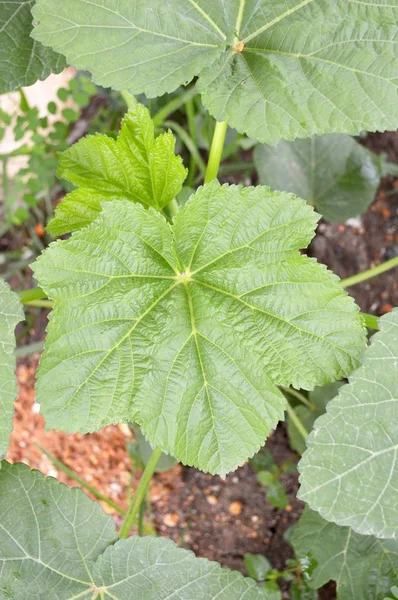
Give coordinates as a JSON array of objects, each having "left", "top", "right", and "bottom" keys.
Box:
[
  {"left": 48, "top": 105, "right": 187, "bottom": 236},
  {"left": 291, "top": 507, "right": 398, "bottom": 600},
  {"left": 32, "top": 1, "right": 398, "bottom": 143},
  {"left": 299, "top": 310, "right": 398, "bottom": 539},
  {"left": 254, "top": 135, "right": 382, "bottom": 222},
  {"left": 33, "top": 182, "right": 365, "bottom": 475},
  {"left": 0, "top": 461, "right": 275, "bottom": 599},
  {"left": 0, "top": 280, "right": 23, "bottom": 463},
  {"left": 0, "top": 0, "right": 66, "bottom": 93},
  {"left": 287, "top": 382, "right": 343, "bottom": 455}
]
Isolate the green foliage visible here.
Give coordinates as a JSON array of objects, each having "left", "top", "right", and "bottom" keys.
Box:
[
  {"left": 254, "top": 135, "right": 383, "bottom": 222},
  {"left": 0, "top": 0, "right": 65, "bottom": 94},
  {"left": 0, "top": 75, "right": 97, "bottom": 228},
  {"left": 48, "top": 105, "right": 187, "bottom": 236},
  {"left": 287, "top": 382, "right": 343, "bottom": 455},
  {"left": 33, "top": 182, "right": 365, "bottom": 475},
  {"left": 253, "top": 449, "right": 292, "bottom": 510},
  {"left": 32, "top": 1, "right": 398, "bottom": 144},
  {"left": 299, "top": 310, "right": 398, "bottom": 539},
  {"left": 292, "top": 507, "right": 398, "bottom": 600},
  {"left": 244, "top": 554, "right": 272, "bottom": 582},
  {"left": 0, "top": 281, "right": 23, "bottom": 463},
  {"left": 0, "top": 461, "right": 272, "bottom": 599},
  {"left": 128, "top": 424, "right": 177, "bottom": 473}
]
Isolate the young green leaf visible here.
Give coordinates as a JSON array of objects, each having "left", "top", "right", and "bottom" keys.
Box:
[
  {"left": 32, "top": 1, "right": 398, "bottom": 144},
  {"left": 47, "top": 105, "right": 187, "bottom": 236},
  {"left": 291, "top": 507, "right": 398, "bottom": 600},
  {"left": 254, "top": 135, "right": 382, "bottom": 222},
  {"left": 299, "top": 310, "right": 398, "bottom": 539},
  {"left": 0, "top": 0, "right": 66, "bottom": 94},
  {"left": 287, "top": 382, "right": 343, "bottom": 455},
  {"left": 0, "top": 280, "right": 23, "bottom": 464},
  {"left": 244, "top": 554, "right": 272, "bottom": 582},
  {"left": 33, "top": 182, "right": 366, "bottom": 476},
  {"left": 0, "top": 461, "right": 274, "bottom": 599}
]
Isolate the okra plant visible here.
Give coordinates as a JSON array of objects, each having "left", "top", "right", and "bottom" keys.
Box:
[{"left": 0, "top": 1, "right": 397, "bottom": 598}]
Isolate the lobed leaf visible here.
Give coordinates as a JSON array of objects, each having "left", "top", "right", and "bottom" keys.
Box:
[
  {"left": 33, "top": 182, "right": 366, "bottom": 475},
  {"left": 32, "top": 0, "right": 398, "bottom": 144},
  {"left": 0, "top": 461, "right": 275, "bottom": 599},
  {"left": 0, "top": 0, "right": 66, "bottom": 94},
  {"left": 299, "top": 310, "right": 398, "bottom": 539},
  {"left": 254, "top": 135, "right": 382, "bottom": 222},
  {"left": 48, "top": 105, "right": 187, "bottom": 236},
  {"left": 291, "top": 507, "right": 398, "bottom": 600},
  {"left": 0, "top": 280, "right": 23, "bottom": 464}
]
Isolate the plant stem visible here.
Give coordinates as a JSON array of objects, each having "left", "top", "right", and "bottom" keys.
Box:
[
  {"left": 121, "top": 90, "right": 137, "bottom": 110},
  {"left": 119, "top": 446, "right": 163, "bottom": 538},
  {"left": 19, "top": 287, "right": 47, "bottom": 304},
  {"left": 280, "top": 386, "right": 315, "bottom": 411},
  {"left": 153, "top": 88, "right": 196, "bottom": 127},
  {"left": 15, "top": 341, "right": 44, "bottom": 358},
  {"left": 36, "top": 444, "right": 126, "bottom": 515},
  {"left": 24, "top": 300, "right": 53, "bottom": 308},
  {"left": 341, "top": 256, "right": 398, "bottom": 288},
  {"left": 205, "top": 121, "right": 228, "bottom": 183},
  {"left": 361, "top": 312, "right": 380, "bottom": 330},
  {"left": 285, "top": 401, "right": 308, "bottom": 441},
  {"left": 168, "top": 198, "right": 179, "bottom": 218},
  {"left": 185, "top": 97, "right": 198, "bottom": 186}
]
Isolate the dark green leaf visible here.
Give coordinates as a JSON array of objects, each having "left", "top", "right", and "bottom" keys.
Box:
[
  {"left": 0, "top": 0, "right": 66, "bottom": 93},
  {"left": 299, "top": 311, "right": 398, "bottom": 539},
  {"left": 292, "top": 507, "right": 398, "bottom": 600},
  {"left": 254, "top": 135, "right": 381, "bottom": 222},
  {"left": 0, "top": 281, "right": 24, "bottom": 463},
  {"left": 32, "top": 1, "right": 398, "bottom": 144},
  {"left": 244, "top": 554, "right": 272, "bottom": 582},
  {"left": 0, "top": 461, "right": 275, "bottom": 599},
  {"left": 266, "top": 481, "right": 288, "bottom": 510},
  {"left": 287, "top": 382, "right": 343, "bottom": 455}
]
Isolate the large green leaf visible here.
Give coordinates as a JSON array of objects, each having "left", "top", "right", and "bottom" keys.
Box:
[
  {"left": 0, "top": 280, "right": 23, "bottom": 463},
  {"left": 32, "top": 1, "right": 398, "bottom": 144},
  {"left": 33, "top": 182, "right": 366, "bottom": 475},
  {"left": 48, "top": 105, "right": 187, "bottom": 236},
  {"left": 287, "top": 382, "right": 343, "bottom": 455},
  {"left": 0, "top": 461, "right": 273, "bottom": 599},
  {"left": 0, "top": 0, "right": 66, "bottom": 94},
  {"left": 299, "top": 310, "right": 398, "bottom": 539},
  {"left": 291, "top": 507, "right": 398, "bottom": 600},
  {"left": 254, "top": 135, "right": 382, "bottom": 222}
]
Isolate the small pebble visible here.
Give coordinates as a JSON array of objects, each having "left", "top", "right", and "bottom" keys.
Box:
[
  {"left": 229, "top": 501, "right": 243, "bottom": 516},
  {"left": 206, "top": 494, "right": 218, "bottom": 506},
  {"left": 163, "top": 513, "right": 179, "bottom": 528}
]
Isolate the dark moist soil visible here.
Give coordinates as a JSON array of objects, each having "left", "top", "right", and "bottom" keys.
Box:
[{"left": 3, "top": 130, "right": 398, "bottom": 600}]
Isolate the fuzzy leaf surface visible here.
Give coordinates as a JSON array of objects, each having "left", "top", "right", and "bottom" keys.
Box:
[
  {"left": 291, "top": 507, "right": 398, "bottom": 600},
  {"left": 0, "top": 461, "right": 272, "bottom": 599},
  {"left": 48, "top": 105, "right": 187, "bottom": 236},
  {"left": 32, "top": 0, "right": 398, "bottom": 144},
  {"left": 0, "top": 280, "right": 23, "bottom": 463},
  {"left": 0, "top": 0, "right": 66, "bottom": 93},
  {"left": 254, "top": 135, "right": 381, "bottom": 222},
  {"left": 33, "top": 182, "right": 365, "bottom": 475},
  {"left": 299, "top": 310, "right": 398, "bottom": 539}
]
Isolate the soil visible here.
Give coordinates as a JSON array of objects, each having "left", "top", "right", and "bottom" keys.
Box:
[{"left": 2, "top": 128, "right": 398, "bottom": 599}]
